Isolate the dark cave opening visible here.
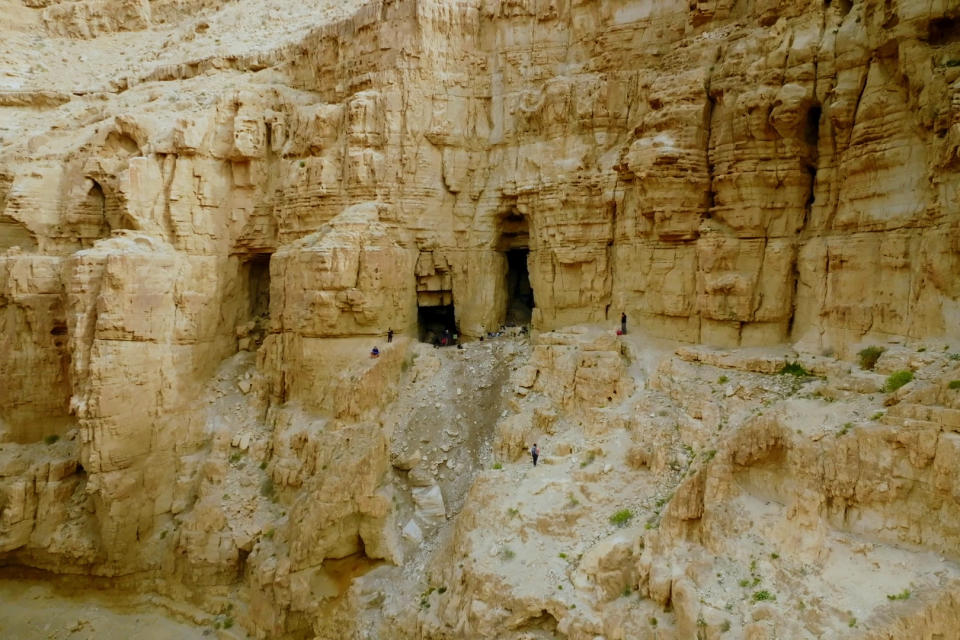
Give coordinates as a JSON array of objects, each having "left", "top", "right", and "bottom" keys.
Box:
[
  {"left": 504, "top": 249, "right": 533, "bottom": 326},
  {"left": 418, "top": 303, "right": 457, "bottom": 345},
  {"left": 244, "top": 254, "right": 271, "bottom": 321}
]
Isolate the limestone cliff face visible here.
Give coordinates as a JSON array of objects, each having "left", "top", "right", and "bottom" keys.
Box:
[
  {"left": 3, "top": 0, "right": 958, "bottom": 355},
  {"left": 1, "top": 0, "right": 959, "bottom": 638}
]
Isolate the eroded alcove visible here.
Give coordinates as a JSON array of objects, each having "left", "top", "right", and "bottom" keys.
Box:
[{"left": 415, "top": 250, "right": 457, "bottom": 342}]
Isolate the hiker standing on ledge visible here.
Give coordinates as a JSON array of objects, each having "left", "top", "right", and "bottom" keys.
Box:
[
  {"left": 621, "top": 312, "right": 627, "bottom": 335},
  {"left": 387, "top": 328, "right": 393, "bottom": 343},
  {"left": 530, "top": 443, "right": 540, "bottom": 467}
]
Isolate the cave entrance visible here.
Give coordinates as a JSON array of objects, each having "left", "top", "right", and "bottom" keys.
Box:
[
  {"left": 417, "top": 303, "right": 457, "bottom": 345},
  {"left": 245, "top": 254, "right": 271, "bottom": 320},
  {"left": 239, "top": 253, "right": 271, "bottom": 350},
  {"left": 496, "top": 211, "right": 534, "bottom": 327},
  {"left": 505, "top": 249, "right": 533, "bottom": 325}
]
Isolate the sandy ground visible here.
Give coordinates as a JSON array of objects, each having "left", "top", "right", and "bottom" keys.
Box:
[{"left": 0, "top": 578, "right": 228, "bottom": 639}]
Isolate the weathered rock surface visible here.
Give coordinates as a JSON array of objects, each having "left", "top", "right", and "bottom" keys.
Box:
[{"left": 1, "top": 0, "right": 960, "bottom": 638}]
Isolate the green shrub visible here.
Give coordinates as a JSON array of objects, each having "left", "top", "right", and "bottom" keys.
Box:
[
  {"left": 752, "top": 590, "right": 774, "bottom": 602},
  {"left": 887, "top": 589, "right": 910, "bottom": 601},
  {"left": 836, "top": 422, "right": 852, "bottom": 437},
  {"left": 779, "top": 362, "right": 811, "bottom": 377},
  {"left": 259, "top": 461, "right": 267, "bottom": 470},
  {"left": 609, "top": 509, "right": 634, "bottom": 527},
  {"left": 884, "top": 370, "right": 914, "bottom": 392},
  {"left": 848, "top": 617, "right": 857, "bottom": 628},
  {"left": 948, "top": 380, "right": 960, "bottom": 390},
  {"left": 718, "top": 375, "right": 729, "bottom": 384},
  {"left": 43, "top": 434, "right": 59, "bottom": 445},
  {"left": 492, "top": 462, "right": 502, "bottom": 470},
  {"left": 720, "top": 620, "right": 731, "bottom": 633},
  {"left": 500, "top": 547, "right": 516, "bottom": 561},
  {"left": 738, "top": 578, "right": 750, "bottom": 587},
  {"left": 621, "top": 585, "right": 632, "bottom": 597},
  {"left": 871, "top": 412, "right": 885, "bottom": 420},
  {"left": 649, "top": 617, "right": 658, "bottom": 627},
  {"left": 858, "top": 346, "right": 884, "bottom": 370}
]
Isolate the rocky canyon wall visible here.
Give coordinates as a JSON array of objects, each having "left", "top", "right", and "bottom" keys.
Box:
[{"left": 1, "top": 0, "right": 959, "bottom": 637}]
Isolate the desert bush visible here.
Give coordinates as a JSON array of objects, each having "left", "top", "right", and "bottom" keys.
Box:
[
  {"left": 884, "top": 370, "right": 913, "bottom": 392},
  {"left": 857, "top": 346, "right": 884, "bottom": 370}
]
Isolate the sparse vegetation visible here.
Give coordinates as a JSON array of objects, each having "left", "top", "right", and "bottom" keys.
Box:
[
  {"left": 298, "top": 160, "right": 306, "bottom": 167},
  {"left": 260, "top": 477, "right": 275, "bottom": 499},
  {"left": 580, "top": 452, "right": 596, "bottom": 468},
  {"left": 420, "top": 586, "right": 435, "bottom": 609},
  {"left": 848, "top": 617, "right": 857, "bottom": 628},
  {"left": 752, "top": 590, "right": 774, "bottom": 602},
  {"left": 621, "top": 585, "right": 632, "bottom": 597},
  {"left": 779, "top": 362, "right": 811, "bottom": 377},
  {"left": 836, "top": 422, "right": 852, "bottom": 437},
  {"left": 884, "top": 370, "right": 914, "bottom": 392},
  {"left": 263, "top": 529, "right": 274, "bottom": 539},
  {"left": 500, "top": 546, "right": 516, "bottom": 561},
  {"left": 558, "top": 552, "right": 567, "bottom": 559},
  {"left": 887, "top": 589, "right": 911, "bottom": 601},
  {"left": 718, "top": 375, "right": 729, "bottom": 384},
  {"left": 858, "top": 346, "right": 884, "bottom": 370},
  {"left": 567, "top": 492, "right": 580, "bottom": 507},
  {"left": 738, "top": 578, "right": 750, "bottom": 588},
  {"left": 720, "top": 619, "right": 731, "bottom": 632},
  {"left": 610, "top": 509, "right": 634, "bottom": 527},
  {"left": 492, "top": 462, "right": 503, "bottom": 470},
  {"left": 871, "top": 412, "right": 885, "bottom": 420},
  {"left": 43, "top": 434, "right": 59, "bottom": 445},
  {"left": 229, "top": 451, "right": 244, "bottom": 464},
  {"left": 506, "top": 507, "right": 519, "bottom": 518},
  {"left": 948, "top": 380, "right": 960, "bottom": 390},
  {"left": 703, "top": 449, "right": 717, "bottom": 461},
  {"left": 649, "top": 617, "right": 658, "bottom": 627},
  {"left": 770, "top": 552, "right": 779, "bottom": 560},
  {"left": 259, "top": 461, "right": 267, "bottom": 470}
]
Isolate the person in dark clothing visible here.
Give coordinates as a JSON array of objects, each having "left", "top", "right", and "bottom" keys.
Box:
[
  {"left": 442, "top": 329, "right": 451, "bottom": 346},
  {"left": 620, "top": 312, "right": 627, "bottom": 335},
  {"left": 370, "top": 346, "right": 380, "bottom": 358},
  {"left": 530, "top": 443, "right": 539, "bottom": 467},
  {"left": 387, "top": 328, "right": 393, "bottom": 343}
]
